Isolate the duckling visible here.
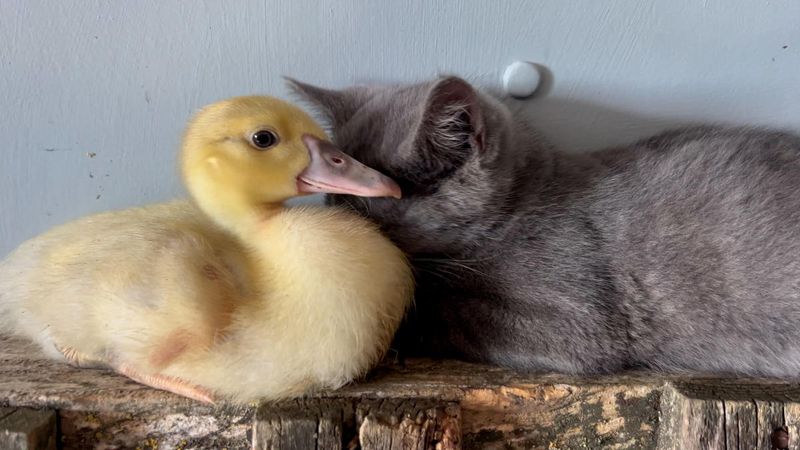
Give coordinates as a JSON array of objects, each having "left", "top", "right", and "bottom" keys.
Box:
[{"left": 0, "top": 96, "right": 413, "bottom": 403}]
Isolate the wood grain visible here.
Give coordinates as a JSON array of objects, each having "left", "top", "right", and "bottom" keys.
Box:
[
  {"left": 724, "top": 400, "right": 757, "bottom": 449},
  {"left": 356, "top": 399, "right": 460, "bottom": 450},
  {"left": 0, "top": 407, "right": 56, "bottom": 450},
  {"left": 8, "top": 335, "right": 800, "bottom": 448}
]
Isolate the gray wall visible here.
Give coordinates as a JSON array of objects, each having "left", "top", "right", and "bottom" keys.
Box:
[{"left": 2, "top": 0, "right": 799, "bottom": 255}]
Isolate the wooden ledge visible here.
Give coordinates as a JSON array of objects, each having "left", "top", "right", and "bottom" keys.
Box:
[{"left": 2, "top": 335, "right": 800, "bottom": 449}]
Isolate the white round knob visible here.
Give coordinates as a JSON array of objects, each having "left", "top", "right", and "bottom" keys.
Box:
[{"left": 502, "top": 61, "right": 542, "bottom": 98}]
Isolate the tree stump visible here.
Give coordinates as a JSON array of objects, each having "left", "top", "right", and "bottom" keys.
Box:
[
  {"left": 0, "top": 407, "right": 56, "bottom": 450},
  {"left": 4, "top": 335, "right": 800, "bottom": 449}
]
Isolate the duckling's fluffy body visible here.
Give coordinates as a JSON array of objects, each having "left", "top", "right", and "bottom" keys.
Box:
[
  {"left": 0, "top": 200, "right": 411, "bottom": 401},
  {"left": 0, "top": 96, "right": 412, "bottom": 402}
]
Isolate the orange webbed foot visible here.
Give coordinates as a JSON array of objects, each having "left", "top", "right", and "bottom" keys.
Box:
[{"left": 113, "top": 362, "right": 217, "bottom": 404}]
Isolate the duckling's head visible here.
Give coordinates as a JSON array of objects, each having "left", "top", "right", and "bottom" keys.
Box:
[{"left": 181, "top": 96, "right": 400, "bottom": 228}]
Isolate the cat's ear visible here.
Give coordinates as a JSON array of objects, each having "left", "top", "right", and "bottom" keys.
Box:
[
  {"left": 418, "top": 76, "right": 485, "bottom": 155},
  {"left": 285, "top": 77, "right": 370, "bottom": 128}
]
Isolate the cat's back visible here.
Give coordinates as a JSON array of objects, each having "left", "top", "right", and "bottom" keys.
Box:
[
  {"left": 601, "top": 126, "right": 800, "bottom": 186},
  {"left": 599, "top": 126, "right": 800, "bottom": 225},
  {"left": 592, "top": 127, "right": 800, "bottom": 374},
  {"left": 596, "top": 126, "right": 800, "bottom": 259}
]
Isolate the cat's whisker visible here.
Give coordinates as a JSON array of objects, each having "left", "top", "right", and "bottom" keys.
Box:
[
  {"left": 413, "top": 259, "right": 491, "bottom": 282},
  {"left": 414, "top": 258, "right": 489, "bottom": 278},
  {"left": 413, "top": 266, "right": 461, "bottom": 283}
]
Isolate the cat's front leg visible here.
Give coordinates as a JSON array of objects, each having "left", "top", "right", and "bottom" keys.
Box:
[{"left": 405, "top": 290, "right": 631, "bottom": 375}]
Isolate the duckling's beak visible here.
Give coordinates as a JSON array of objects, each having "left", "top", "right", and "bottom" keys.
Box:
[{"left": 297, "top": 134, "right": 402, "bottom": 199}]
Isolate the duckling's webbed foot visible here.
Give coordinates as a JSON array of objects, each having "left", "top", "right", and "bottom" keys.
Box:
[
  {"left": 56, "top": 345, "right": 109, "bottom": 369},
  {"left": 113, "top": 362, "right": 216, "bottom": 404}
]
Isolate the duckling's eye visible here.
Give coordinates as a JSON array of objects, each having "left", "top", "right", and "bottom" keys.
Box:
[{"left": 250, "top": 130, "right": 279, "bottom": 150}]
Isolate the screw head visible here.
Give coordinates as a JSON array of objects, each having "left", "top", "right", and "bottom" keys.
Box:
[{"left": 502, "top": 61, "right": 542, "bottom": 99}]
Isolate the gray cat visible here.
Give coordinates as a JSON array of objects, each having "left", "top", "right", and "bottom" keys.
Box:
[{"left": 288, "top": 76, "right": 800, "bottom": 376}]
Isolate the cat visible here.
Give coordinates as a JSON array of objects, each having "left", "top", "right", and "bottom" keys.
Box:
[{"left": 288, "top": 75, "right": 800, "bottom": 377}]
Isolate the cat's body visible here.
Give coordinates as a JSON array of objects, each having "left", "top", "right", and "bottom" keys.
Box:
[{"left": 290, "top": 76, "right": 800, "bottom": 376}]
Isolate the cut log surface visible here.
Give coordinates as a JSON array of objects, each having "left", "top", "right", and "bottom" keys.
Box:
[
  {"left": 0, "top": 406, "right": 56, "bottom": 450},
  {"left": 3, "top": 335, "right": 800, "bottom": 449}
]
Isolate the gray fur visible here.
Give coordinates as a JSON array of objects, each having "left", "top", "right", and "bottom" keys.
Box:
[{"left": 289, "top": 76, "right": 800, "bottom": 376}]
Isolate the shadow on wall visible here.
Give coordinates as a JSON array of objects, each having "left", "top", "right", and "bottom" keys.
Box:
[
  {"left": 483, "top": 65, "right": 781, "bottom": 153},
  {"left": 328, "top": 69, "right": 791, "bottom": 155},
  {"left": 508, "top": 96, "right": 692, "bottom": 153}
]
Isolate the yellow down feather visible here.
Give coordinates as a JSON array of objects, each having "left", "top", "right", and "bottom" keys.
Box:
[{"left": 0, "top": 96, "right": 413, "bottom": 402}]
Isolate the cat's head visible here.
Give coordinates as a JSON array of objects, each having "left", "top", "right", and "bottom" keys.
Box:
[{"left": 287, "top": 76, "right": 522, "bottom": 253}]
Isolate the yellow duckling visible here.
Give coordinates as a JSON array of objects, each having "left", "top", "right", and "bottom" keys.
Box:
[{"left": 0, "top": 96, "right": 412, "bottom": 403}]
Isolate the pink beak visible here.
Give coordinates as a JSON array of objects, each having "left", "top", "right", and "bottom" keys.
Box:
[{"left": 297, "top": 134, "right": 402, "bottom": 199}]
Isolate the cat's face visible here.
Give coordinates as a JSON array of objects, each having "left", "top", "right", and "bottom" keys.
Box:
[{"left": 288, "top": 76, "right": 514, "bottom": 254}]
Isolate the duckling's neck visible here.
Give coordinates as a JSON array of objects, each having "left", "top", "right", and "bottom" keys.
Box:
[{"left": 195, "top": 193, "right": 284, "bottom": 241}]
